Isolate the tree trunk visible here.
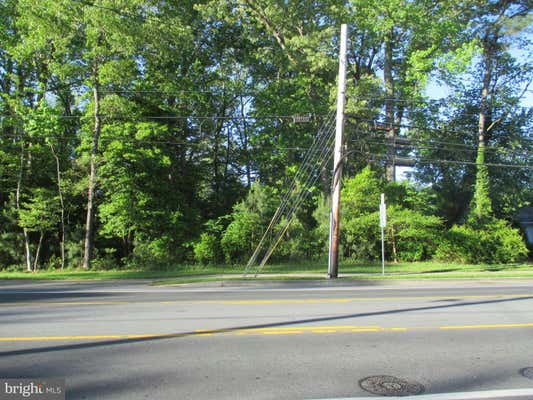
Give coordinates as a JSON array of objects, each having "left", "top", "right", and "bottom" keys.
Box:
[
  {"left": 16, "top": 143, "right": 32, "bottom": 272},
  {"left": 15, "top": 66, "right": 32, "bottom": 271},
  {"left": 50, "top": 144, "right": 66, "bottom": 269},
  {"left": 471, "top": 34, "right": 494, "bottom": 221},
  {"left": 384, "top": 29, "right": 396, "bottom": 182},
  {"left": 83, "top": 65, "right": 102, "bottom": 270},
  {"left": 239, "top": 95, "right": 252, "bottom": 188},
  {"left": 33, "top": 232, "right": 44, "bottom": 271}
]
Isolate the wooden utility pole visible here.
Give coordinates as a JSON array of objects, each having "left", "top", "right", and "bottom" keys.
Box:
[
  {"left": 328, "top": 23, "right": 348, "bottom": 279},
  {"left": 384, "top": 29, "right": 395, "bottom": 182}
]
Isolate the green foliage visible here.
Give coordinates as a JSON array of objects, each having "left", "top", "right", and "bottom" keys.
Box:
[
  {"left": 435, "top": 219, "right": 528, "bottom": 264},
  {"left": 0, "top": 198, "right": 23, "bottom": 269},
  {"left": 194, "top": 233, "right": 221, "bottom": 265},
  {"left": 340, "top": 167, "right": 444, "bottom": 262},
  {"left": 311, "top": 195, "right": 331, "bottom": 254},
  {"left": 342, "top": 166, "right": 383, "bottom": 218},
  {"left": 343, "top": 211, "right": 381, "bottom": 261},
  {"left": 193, "top": 218, "right": 227, "bottom": 265},
  {"left": 273, "top": 217, "right": 322, "bottom": 261},
  {"left": 0, "top": 0, "right": 530, "bottom": 271},
  {"left": 18, "top": 188, "right": 59, "bottom": 233},
  {"left": 469, "top": 146, "right": 493, "bottom": 223},
  {"left": 221, "top": 210, "right": 261, "bottom": 263},
  {"left": 221, "top": 183, "right": 279, "bottom": 263},
  {"left": 386, "top": 207, "right": 443, "bottom": 262},
  {"left": 131, "top": 236, "right": 180, "bottom": 269}
]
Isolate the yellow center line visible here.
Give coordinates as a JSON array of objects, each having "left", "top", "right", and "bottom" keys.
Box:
[{"left": 2, "top": 322, "right": 533, "bottom": 342}]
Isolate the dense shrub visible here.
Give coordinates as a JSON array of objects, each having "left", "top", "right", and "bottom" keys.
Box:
[
  {"left": 435, "top": 219, "right": 528, "bottom": 264},
  {"left": 387, "top": 208, "right": 443, "bottom": 262},
  {"left": 221, "top": 210, "right": 261, "bottom": 263},
  {"left": 193, "top": 218, "right": 227, "bottom": 265},
  {"left": 131, "top": 235, "right": 181, "bottom": 269},
  {"left": 343, "top": 211, "right": 381, "bottom": 260},
  {"left": 272, "top": 217, "right": 323, "bottom": 261},
  {"left": 193, "top": 233, "right": 221, "bottom": 265},
  {"left": 220, "top": 183, "right": 279, "bottom": 263},
  {"left": 342, "top": 207, "right": 444, "bottom": 262},
  {"left": 339, "top": 167, "right": 444, "bottom": 262}
]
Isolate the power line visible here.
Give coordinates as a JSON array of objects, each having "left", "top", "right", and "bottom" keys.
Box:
[
  {"left": 351, "top": 149, "right": 533, "bottom": 170},
  {"left": 356, "top": 137, "right": 533, "bottom": 158},
  {"left": 251, "top": 131, "right": 337, "bottom": 276},
  {"left": 244, "top": 109, "right": 338, "bottom": 276},
  {"left": 245, "top": 110, "right": 336, "bottom": 271},
  {"left": 0, "top": 113, "right": 325, "bottom": 121},
  {"left": 348, "top": 115, "right": 533, "bottom": 145},
  {"left": 97, "top": 89, "right": 252, "bottom": 95}
]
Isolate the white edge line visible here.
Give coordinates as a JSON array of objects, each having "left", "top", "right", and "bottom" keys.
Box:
[{"left": 310, "top": 388, "right": 533, "bottom": 400}]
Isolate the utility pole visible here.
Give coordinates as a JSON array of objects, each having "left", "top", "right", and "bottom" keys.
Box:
[{"left": 328, "top": 23, "right": 348, "bottom": 279}]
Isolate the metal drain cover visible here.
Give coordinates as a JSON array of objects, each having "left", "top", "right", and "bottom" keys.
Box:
[
  {"left": 359, "top": 375, "right": 425, "bottom": 397},
  {"left": 520, "top": 367, "right": 533, "bottom": 380}
]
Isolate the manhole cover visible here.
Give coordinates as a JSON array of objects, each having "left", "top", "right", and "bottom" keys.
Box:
[
  {"left": 359, "top": 375, "right": 425, "bottom": 397},
  {"left": 520, "top": 367, "right": 533, "bottom": 380}
]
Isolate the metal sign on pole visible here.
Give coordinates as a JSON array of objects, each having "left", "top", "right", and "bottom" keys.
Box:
[
  {"left": 328, "top": 23, "right": 348, "bottom": 279},
  {"left": 380, "top": 193, "right": 386, "bottom": 275}
]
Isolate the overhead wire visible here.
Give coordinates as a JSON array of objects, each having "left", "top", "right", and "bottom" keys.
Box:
[
  {"left": 252, "top": 130, "right": 337, "bottom": 276},
  {"left": 345, "top": 144, "right": 533, "bottom": 170},
  {"left": 244, "top": 110, "right": 336, "bottom": 273},
  {"left": 355, "top": 137, "right": 532, "bottom": 158},
  {"left": 244, "top": 109, "right": 337, "bottom": 276}
]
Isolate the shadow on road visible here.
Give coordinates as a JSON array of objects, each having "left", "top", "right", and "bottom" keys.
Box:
[
  {"left": 0, "top": 292, "right": 122, "bottom": 304},
  {"left": 1, "top": 294, "right": 532, "bottom": 358}
]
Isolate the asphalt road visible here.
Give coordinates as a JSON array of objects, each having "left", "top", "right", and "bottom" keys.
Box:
[{"left": 1, "top": 278, "right": 533, "bottom": 399}]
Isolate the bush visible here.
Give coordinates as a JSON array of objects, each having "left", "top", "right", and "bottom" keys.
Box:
[
  {"left": 271, "top": 217, "right": 323, "bottom": 261},
  {"left": 220, "top": 183, "right": 279, "bottom": 263},
  {"left": 221, "top": 211, "right": 261, "bottom": 263},
  {"left": 387, "top": 208, "right": 443, "bottom": 262},
  {"left": 435, "top": 219, "right": 528, "bottom": 264},
  {"left": 342, "top": 208, "right": 444, "bottom": 262},
  {"left": 343, "top": 211, "right": 381, "bottom": 260},
  {"left": 194, "top": 233, "right": 221, "bottom": 265},
  {"left": 131, "top": 235, "right": 180, "bottom": 269},
  {"left": 91, "top": 248, "right": 119, "bottom": 270}
]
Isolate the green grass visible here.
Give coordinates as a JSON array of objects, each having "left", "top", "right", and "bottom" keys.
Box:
[{"left": 0, "top": 261, "right": 531, "bottom": 283}]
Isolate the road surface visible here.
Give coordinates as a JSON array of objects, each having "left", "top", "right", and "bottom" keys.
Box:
[{"left": 1, "top": 278, "right": 533, "bottom": 399}]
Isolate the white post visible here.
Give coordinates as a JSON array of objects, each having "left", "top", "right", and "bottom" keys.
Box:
[
  {"left": 328, "top": 23, "right": 348, "bottom": 279},
  {"left": 380, "top": 193, "right": 386, "bottom": 275}
]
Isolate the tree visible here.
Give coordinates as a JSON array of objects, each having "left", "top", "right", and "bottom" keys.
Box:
[
  {"left": 470, "top": 1, "right": 531, "bottom": 223},
  {"left": 24, "top": 101, "right": 68, "bottom": 269},
  {"left": 345, "top": 0, "right": 472, "bottom": 181},
  {"left": 18, "top": 188, "right": 59, "bottom": 270}
]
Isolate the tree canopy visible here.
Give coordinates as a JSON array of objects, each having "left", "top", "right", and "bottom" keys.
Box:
[{"left": 0, "top": 0, "right": 531, "bottom": 270}]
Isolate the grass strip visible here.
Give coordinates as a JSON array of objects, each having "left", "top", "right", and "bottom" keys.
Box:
[{"left": 0, "top": 261, "right": 531, "bottom": 282}]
